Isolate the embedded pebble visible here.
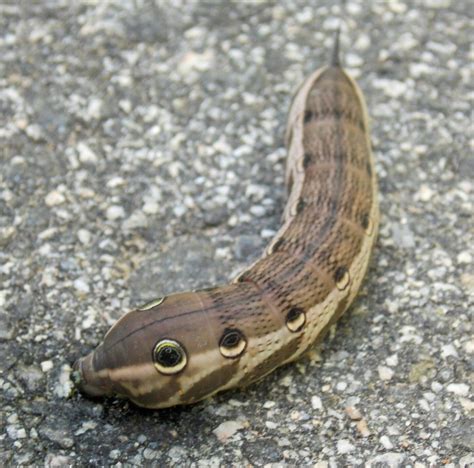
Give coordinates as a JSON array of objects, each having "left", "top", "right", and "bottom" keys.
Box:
[
  {"left": 44, "top": 455, "right": 73, "bottom": 467},
  {"left": 106, "top": 205, "right": 126, "bottom": 220},
  {"left": 415, "top": 184, "right": 435, "bottom": 202},
  {"left": 337, "top": 439, "right": 355, "bottom": 454},
  {"left": 446, "top": 383, "right": 469, "bottom": 396},
  {"left": 356, "top": 419, "right": 371, "bottom": 437},
  {"left": 373, "top": 79, "right": 407, "bottom": 98},
  {"left": 368, "top": 453, "right": 406, "bottom": 467},
  {"left": 380, "top": 435, "right": 394, "bottom": 450},
  {"left": 53, "top": 364, "right": 73, "bottom": 398},
  {"left": 73, "top": 278, "right": 90, "bottom": 294},
  {"left": 86, "top": 98, "right": 103, "bottom": 120},
  {"left": 40, "top": 425, "right": 74, "bottom": 449},
  {"left": 45, "top": 190, "right": 65, "bottom": 207},
  {"left": 345, "top": 406, "right": 362, "bottom": 420},
  {"left": 213, "top": 420, "right": 246, "bottom": 443},
  {"left": 25, "top": 124, "right": 44, "bottom": 141},
  {"left": 457, "top": 251, "right": 472, "bottom": 264},
  {"left": 40, "top": 360, "right": 53, "bottom": 372},
  {"left": 77, "top": 229, "right": 92, "bottom": 245},
  {"left": 77, "top": 142, "right": 98, "bottom": 164},
  {"left": 311, "top": 395, "right": 323, "bottom": 410},
  {"left": 378, "top": 365, "right": 395, "bottom": 381},
  {"left": 17, "top": 365, "right": 43, "bottom": 392},
  {"left": 386, "top": 354, "right": 399, "bottom": 366},
  {"left": 142, "top": 200, "right": 160, "bottom": 214},
  {"left": 123, "top": 211, "right": 148, "bottom": 230}
]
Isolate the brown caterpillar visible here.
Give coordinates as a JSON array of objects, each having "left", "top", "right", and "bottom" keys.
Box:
[{"left": 72, "top": 32, "right": 379, "bottom": 409}]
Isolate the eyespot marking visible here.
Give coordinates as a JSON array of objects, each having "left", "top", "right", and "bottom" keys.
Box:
[
  {"left": 138, "top": 296, "right": 165, "bottom": 311},
  {"left": 360, "top": 213, "right": 373, "bottom": 235},
  {"left": 291, "top": 198, "right": 306, "bottom": 216},
  {"left": 304, "top": 110, "right": 313, "bottom": 124},
  {"left": 153, "top": 339, "right": 187, "bottom": 375},
  {"left": 334, "top": 266, "right": 350, "bottom": 291},
  {"left": 286, "top": 307, "right": 306, "bottom": 332},
  {"left": 303, "top": 153, "right": 312, "bottom": 168},
  {"left": 219, "top": 329, "right": 247, "bottom": 358},
  {"left": 366, "top": 161, "right": 372, "bottom": 177},
  {"left": 296, "top": 199, "right": 306, "bottom": 214}
]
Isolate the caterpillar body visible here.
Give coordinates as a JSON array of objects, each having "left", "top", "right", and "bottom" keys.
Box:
[{"left": 73, "top": 34, "right": 379, "bottom": 409}]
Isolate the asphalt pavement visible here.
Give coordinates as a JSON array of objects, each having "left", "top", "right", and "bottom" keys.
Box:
[{"left": 0, "top": 0, "right": 472, "bottom": 466}]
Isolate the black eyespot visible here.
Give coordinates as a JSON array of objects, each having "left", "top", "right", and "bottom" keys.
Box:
[
  {"left": 219, "top": 329, "right": 246, "bottom": 358},
  {"left": 158, "top": 347, "right": 180, "bottom": 366},
  {"left": 303, "top": 153, "right": 312, "bottom": 168},
  {"left": 296, "top": 199, "right": 306, "bottom": 214},
  {"left": 236, "top": 272, "right": 248, "bottom": 283},
  {"left": 366, "top": 161, "right": 372, "bottom": 177},
  {"left": 286, "top": 307, "right": 306, "bottom": 332},
  {"left": 334, "top": 266, "right": 347, "bottom": 282},
  {"left": 153, "top": 339, "right": 187, "bottom": 375},
  {"left": 334, "top": 266, "right": 350, "bottom": 290},
  {"left": 304, "top": 111, "right": 313, "bottom": 123},
  {"left": 360, "top": 213, "right": 369, "bottom": 230}
]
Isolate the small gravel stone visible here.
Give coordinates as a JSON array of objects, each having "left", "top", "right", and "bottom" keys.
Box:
[
  {"left": 25, "top": 123, "right": 44, "bottom": 141},
  {"left": 356, "top": 419, "right": 371, "bottom": 437},
  {"left": 457, "top": 251, "right": 472, "bottom": 264},
  {"left": 368, "top": 453, "right": 406, "bottom": 467},
  {"left": 74, "top": 421, "right": 97, "bottom": 435},
  {"left": 380, "top": 435, "right": 394, "bottom": 450},
  {"left": 143, "top": 448, "right": 160, "bottom": 460},
  {"left": 74, "top": 277, "right": 90, "bottom": 294},
  {"left": 415, "top": 184, "right": 435, "bottom": 202},
  {"left": 446, "top": 383, "right": 469, "bottom": 396},
  {"left": 77, "top": 142, "right": 98, "bottom": 164},
  {"left": 109, "top": 449, "right": 120, "bottom": 460},
  {"left": 106, "top": 205, "right": 126, "bottom": 220},
  {"left": 54, "top": 364, "right": 73, "bottom": 398},
  {"left": 337, "top": 439, "right": 355, "bottom": 454},
  {"left": 167, "top": 445, "right": 187, "bottom": 462},
  {"left": 249, "top": 205, "right": 266, "bottom": 217},
  {"left": 40, "top": 425, "right": 74, "bottom": 449},
  {"left": 386, "top": 354, "right": 399, "bottom": 366},
  {"left": 213, "top": 420, "right": 246, "bottom": 443},
  {"left": 40, "top": 360, "right": 53, "bottom": 372},
  {"left": 311, "top": 395, "right": 323, "bottom": 410},
  {"left": 44, "top": 455, "right": 73, "bottom": 467},
  {"left": 16, "top": 365, "right": 43, "bottom": 392},
  {"left": 45, "top": 190, "right": 65, "bottom": 207},
  {"left": 373, "top": 79, "right": 407, "bottom": 98},
  {"left": 86, "top": 98, "right": 103, "bottom": 119},
  {"left": 77, "top": 229, "right": 92, "bottom": 245},
  {"left": 345, "top": 406, "right": 362, "bottom": 420},
  {"left": 378, "top": 365, "right": 395, "bottom": 381}
]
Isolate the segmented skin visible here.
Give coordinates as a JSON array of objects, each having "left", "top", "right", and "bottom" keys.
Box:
[{"left": 73, "top": 52, "right": 379, "bottom": 409}]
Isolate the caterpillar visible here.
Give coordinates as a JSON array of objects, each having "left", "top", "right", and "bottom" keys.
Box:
[{"left": 72, "top": 32, "right": 379, "bottom": 409}]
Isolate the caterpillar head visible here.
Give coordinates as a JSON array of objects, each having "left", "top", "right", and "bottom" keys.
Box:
[{"left": 72, "top": 286, "right": 258, "bottom": 409}]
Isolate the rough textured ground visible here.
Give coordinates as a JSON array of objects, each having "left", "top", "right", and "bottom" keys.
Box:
[{"left": 1, "top": 0, "right": 473, "bottom": 466}]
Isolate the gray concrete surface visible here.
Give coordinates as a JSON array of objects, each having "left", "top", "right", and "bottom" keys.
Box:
[{"left": 1, "top": 0, "right": 473, "bottom": 466}]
